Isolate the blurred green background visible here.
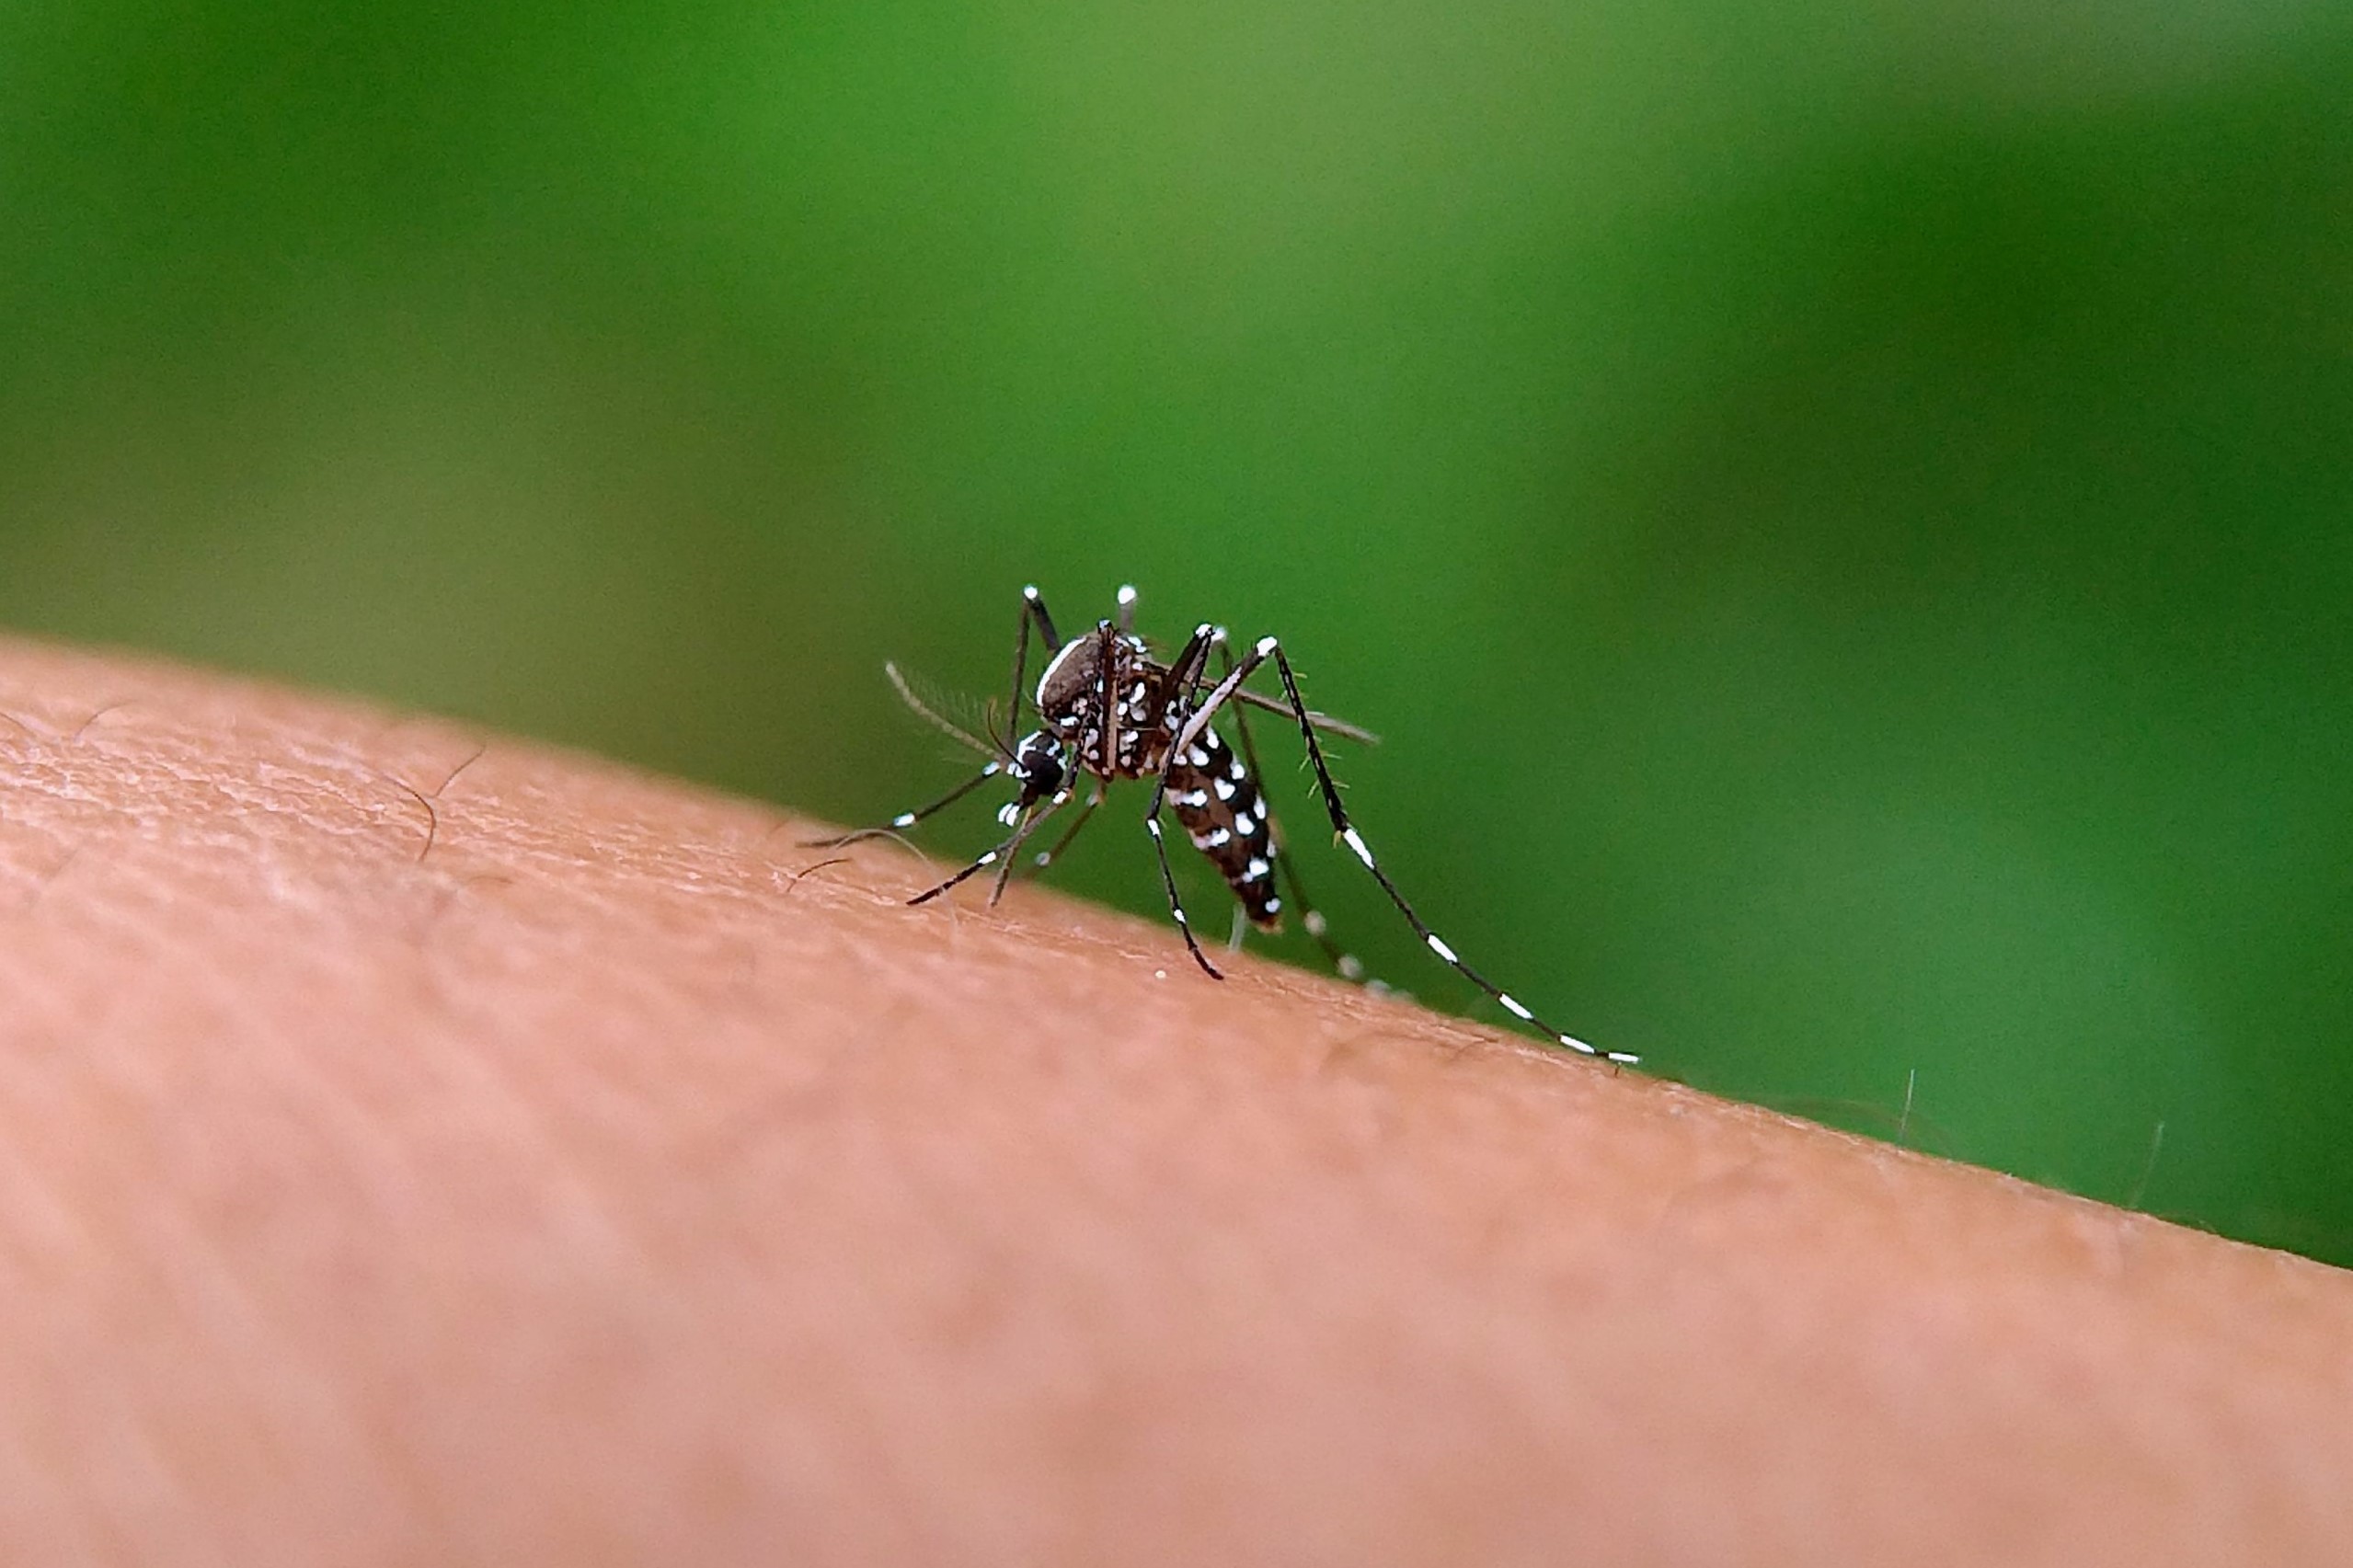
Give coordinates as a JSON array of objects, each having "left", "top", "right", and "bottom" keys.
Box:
[{"left": 4, "top": 3, "right": 2349, "bottom": 1262}]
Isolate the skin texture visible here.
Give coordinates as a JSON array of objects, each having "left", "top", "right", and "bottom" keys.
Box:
[{"left": 0, "top": 635, "right": 2348, "bottom": 1568}]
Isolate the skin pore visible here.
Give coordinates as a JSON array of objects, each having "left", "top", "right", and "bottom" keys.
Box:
[{"left": 0, "top": 635, "right": 2348, "bottom": 1566}]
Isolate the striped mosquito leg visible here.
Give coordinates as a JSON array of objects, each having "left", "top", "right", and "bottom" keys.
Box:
[
  {"left": 1030, "top": 785, "right": 1104, "bottom": 870},
  {"left": 908, "top": 840, "right": 1013, "bottom": 906},
  {"left": 1208, "top": 630, "right": 1372, "bottom": 986},
  {"left": 910, "top": 789, "right": 1068, "bottom": 908},
  {"left": 1007, "top": 584, "right": 1059, "bottom": 738},
  {"left": 1281, "top": 861, "right": 1369, "bottom": 982},
  {"left": 986, "top": 791, "right": 1072, "bottom": 904},
  {"left": 1261, "top": 640, "right": 1637, "bottom": 1066},
  {"left": 803, "top": 760, "right": 1004, "bottom": 848},
  {"left": 1142, "top": 773, "right": 1222, "bottom": 979}
]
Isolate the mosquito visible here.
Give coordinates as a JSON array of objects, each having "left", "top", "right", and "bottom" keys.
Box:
[{"left": 815, "top": 583, "right": 1635, "bottom": 1065}]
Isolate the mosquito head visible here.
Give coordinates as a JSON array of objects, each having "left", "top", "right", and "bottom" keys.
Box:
[{"left": 1008, "top": 729, "right": 1068, "bottom": 808}]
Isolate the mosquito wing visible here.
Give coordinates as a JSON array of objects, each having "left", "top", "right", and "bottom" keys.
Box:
[{"left": 1195, "top": 679, "right": 1380, "bottom": 746}]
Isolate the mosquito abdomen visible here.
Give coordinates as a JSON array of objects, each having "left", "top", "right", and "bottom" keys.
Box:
[{"left": 1167, "top": 727, "right": 1280, "bottom": 929}]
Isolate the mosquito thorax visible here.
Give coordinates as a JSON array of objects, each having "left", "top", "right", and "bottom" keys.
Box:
[
  {"left": 1034, "top": 626, "right": 1153, "bottom": 737},
  {"left": 1033, "top": 635, "right": 1099, "bottom": 731}
]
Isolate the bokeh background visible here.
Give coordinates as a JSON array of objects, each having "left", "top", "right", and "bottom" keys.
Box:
[{"left": 3, "top": 3, "right": 2348, "bottom": 1263}]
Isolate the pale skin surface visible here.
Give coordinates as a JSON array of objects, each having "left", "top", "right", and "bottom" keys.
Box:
[{"left": 0, "top": 635, "right": 2348, "bottom": 1568}]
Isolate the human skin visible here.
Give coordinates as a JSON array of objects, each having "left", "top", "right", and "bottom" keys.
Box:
[{"left": 0, "top": 635, "right": 2347, "bottom": 1568}]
